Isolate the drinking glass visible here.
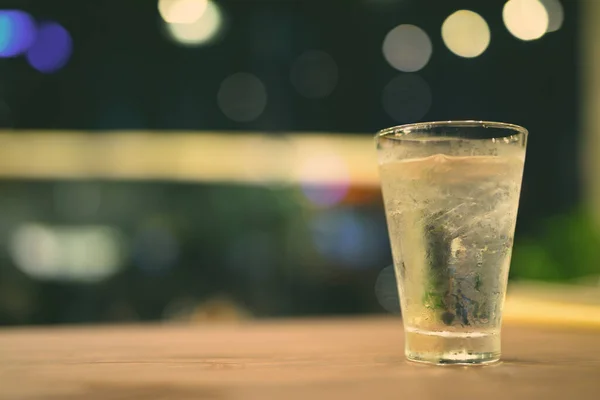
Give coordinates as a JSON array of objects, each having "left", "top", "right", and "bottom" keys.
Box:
[{"left": 376, "top": 121, "right": 527, "bottom": 365}]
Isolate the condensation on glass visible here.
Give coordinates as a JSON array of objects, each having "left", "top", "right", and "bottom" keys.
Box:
[{"left": 376, "top": 121, "right": 527, "bottom": 365}]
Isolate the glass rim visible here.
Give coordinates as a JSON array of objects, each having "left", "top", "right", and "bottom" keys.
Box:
[{"left": 376, "top": 120, "right": 528, "bottom": 140}]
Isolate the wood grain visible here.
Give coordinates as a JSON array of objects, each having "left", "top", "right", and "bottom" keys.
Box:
[{"left": 1, "top": 317, "right": 599, "bottom": 399}]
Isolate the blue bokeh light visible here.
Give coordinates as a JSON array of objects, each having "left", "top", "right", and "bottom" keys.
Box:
[
  {"left": 301, "top": 184, "right": 348, "bottom": 208},
  {"left": 0, "top": 10, "right": 36, "bottom": 58},
  {"left": 26, "top": 21, "right": 72, "bottom": 73},
  {"left": 311, "top": 209, "right": 386, "bottom": 269}
]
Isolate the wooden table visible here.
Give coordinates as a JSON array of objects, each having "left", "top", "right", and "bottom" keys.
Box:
[{"left": 1, "top": 317, "right": 599, "bottom": 399}]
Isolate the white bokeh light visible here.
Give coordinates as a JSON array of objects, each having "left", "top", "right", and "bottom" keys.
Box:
[
  {"left": 218, "top": 72, "right": 268, "bottom": 122},
  {"left": 382, "top": 24, "right": 432, "bottom": 72},
  {"left": 442, "top": 10, "right": 491, "bottom": 58},
  {"left": 540, "top": 0, "right": 564, "bottom": 32},
  {"left": 164, "top": 0, "right": 222, "bottom": 46},
  {"left": 290, "top": 50, "right": 339, "bottom": 99},
  {"left": 382, "top": 74, "right": 432, "bottom": 123},
  {"left": 158, "top": 0, "right": 208, "bottom": 24},
  {"left": 9, "top": 224, "right": 123, "bottom": 282},
  {"left": 297, "top": 150, "right": 349, "bottom": 207},
  {"left": 503, "top": 0, "right": 549, "bottom": 41}
]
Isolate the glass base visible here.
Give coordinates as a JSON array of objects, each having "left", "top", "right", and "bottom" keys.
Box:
[
  {"left": 407, "top": 351, "right": 499, "bottom": 365},
  {"left": 405, "top": 327, "right": 500, "bottom": 365}
]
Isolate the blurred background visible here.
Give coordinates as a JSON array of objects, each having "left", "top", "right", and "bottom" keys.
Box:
[{"left": 0, "top": 0, "right": 598, "bottom": 326}]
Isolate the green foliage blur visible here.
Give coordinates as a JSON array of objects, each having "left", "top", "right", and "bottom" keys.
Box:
[{"left": 511, "top": 208, "right": 600, "bottom": 281}]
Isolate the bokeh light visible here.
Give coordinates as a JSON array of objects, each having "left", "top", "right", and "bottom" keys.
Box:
[
  {"left": 218, "top": 72, "right": 267, "bottom": 122},
  {"left": 503, "top": 0, "right": 549, "bottom": 41},
  {"left": 540, "top": 0, "right": 564, "bottom": 32},
  {"left": 164, "top": 0, "right": 222, "bottom": 46},
  {"left": 382, "top": 74, "right": 432, "bottom": 123},
  {"left": 26, "top": 22, "right": 72, "bottom": 73},
  {"left": 302, "top": 184, "right": 348, "bottom": 208},
  {"left": 442, "top": 10, "right": 491, "bottom": 58},
  {"left": 0, "top": 10, "right": 36, "bottom": 58},
  {"left": 297, "top": 150, "right": 349, "bottom": 207},
  {"left": 382, "top": 24, "right": 432, "bottom": 72},
  {"left": 10, "top": 224, "right": 123, "bottom": 282},
  {"left": 158, "top": 0, "right": 208, "bottom": 24},
  {"left": 310, "top": 209, "right": 382, "bottom": 269},
  {"left": 290, "top": 50, "right": 339, "bottom": 99}
]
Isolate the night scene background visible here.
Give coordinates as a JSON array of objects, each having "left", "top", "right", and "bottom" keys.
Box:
[{"left": 0, "top": 0, "right": 598, "bottom": 326}]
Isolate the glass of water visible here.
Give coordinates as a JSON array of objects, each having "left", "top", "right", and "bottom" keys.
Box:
[{"left": 376, "top": 121, "right": 527, "bottom": 365}]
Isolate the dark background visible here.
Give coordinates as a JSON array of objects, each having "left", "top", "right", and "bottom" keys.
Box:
[{"left": 0, "top": 0, "right": 589, "bottom": 325}]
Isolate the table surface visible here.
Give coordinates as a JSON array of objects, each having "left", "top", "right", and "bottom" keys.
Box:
[{"left": 1, "top": 317, "right": 599, "bottom": 400}]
